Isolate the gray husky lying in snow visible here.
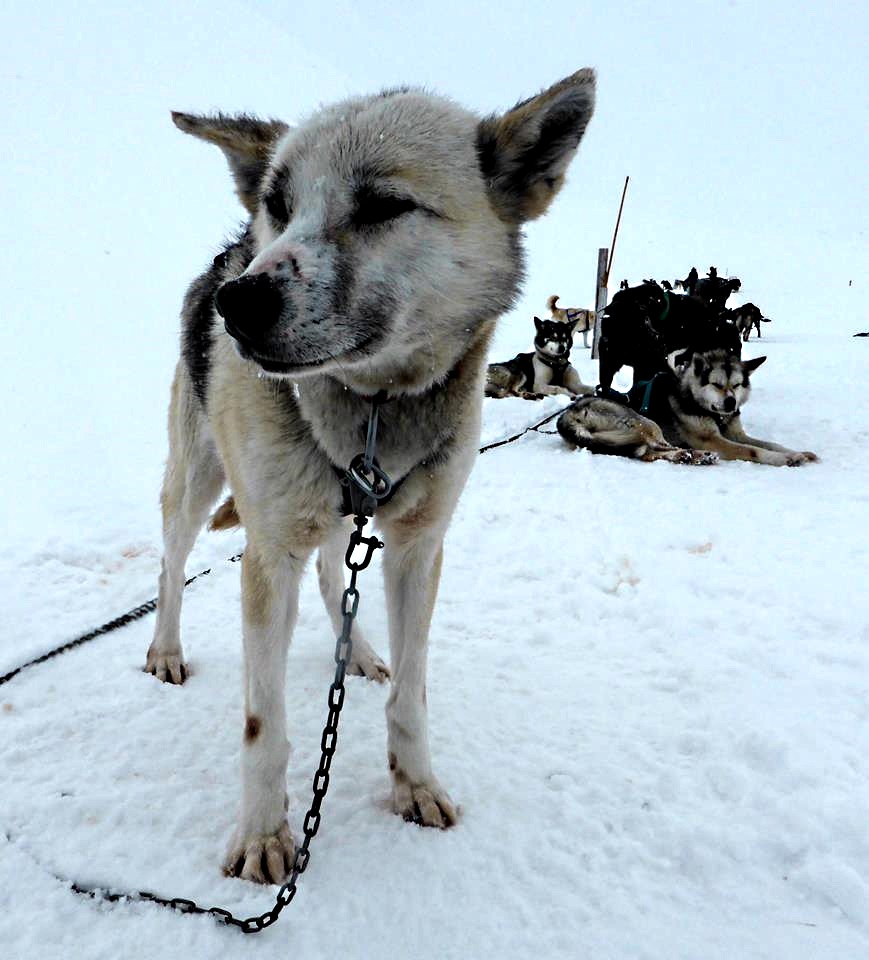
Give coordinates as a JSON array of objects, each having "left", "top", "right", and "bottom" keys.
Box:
[
  {"left": 557, "top": 395, "right": 716, "bottom": 464},
  {"left": 145, "top": 71, "right": 596, "bottom": 882},
  {"left": 559, "top": 349, "right": 818, "bottom": 466}
]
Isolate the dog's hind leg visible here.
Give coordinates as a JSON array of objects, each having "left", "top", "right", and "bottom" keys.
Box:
[
  {"left": 380, "top": 523, "right": 457, "bottom": 828},
  {"left": 316, "top": 525, "right": 390, "bottom": 682},
  {"left": 146, "top": 366, "right": 225, "bottom": 684}
]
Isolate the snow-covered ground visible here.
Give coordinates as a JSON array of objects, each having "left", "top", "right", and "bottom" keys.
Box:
[{"left": 2, "top": 2, "right": 867, "bottom": 958}]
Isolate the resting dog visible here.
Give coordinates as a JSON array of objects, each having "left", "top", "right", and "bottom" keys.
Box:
[
  {"left": 485, "top": 315, "right": 593, "bottom": 398},
  {"left": 560, "top": 350, "right": 816, "bottom": 466},
  {"left": 649, "top": 349, "right": 817, "bottom": 465},
  {"left": 547, "top": 294, "right": 594, "bottom": 348},
  {"left": 145, "top": 71, "right": 596, "bottom": 882},
  {"left": 556, "top": 396, "right": 716, "bottom": 464}
]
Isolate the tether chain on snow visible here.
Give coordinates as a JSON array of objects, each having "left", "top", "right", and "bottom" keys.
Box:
[
  {"left": 0, "top": 558, "right": 243, "bottom": 687},
  {"left": 69, "top": 493, "right": 384, "bottom": 933},
  {"left": 477, "top": 406, "right": 564, "bottom": 453},
  {"left": 0, "top": 395, "right": 396, "bottom": 934},
  {"left": 0, "top": 399, "right": 559, "bottom": 932}
]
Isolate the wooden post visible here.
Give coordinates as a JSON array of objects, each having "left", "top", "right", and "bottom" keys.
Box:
[{"left": 591, "top": 247, "right": 608, "bottom": 360}]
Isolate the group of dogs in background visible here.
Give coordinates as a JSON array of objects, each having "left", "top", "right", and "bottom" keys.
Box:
[{"left": 486, "top": 267, "right": 817, "bottom": 466}]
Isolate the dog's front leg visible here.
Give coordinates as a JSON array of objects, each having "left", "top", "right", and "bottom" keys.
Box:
[
  {"left": 381, "top": 529, "right": 457, "bottom": 828},
  {"left": 561, "top": 365, "right": 594, "bottom": 397},
  {"left": 723, "top": 419, "right": 818, "bottom": 464},
  {"left": 223, "top": 545, "right": 305, "bottom": 883},
  {"left": 536, "top": 383, "right": 575, "bottom": 397},
  {"left": 691, "top": 433, "right": 804, "bottom": 466}
]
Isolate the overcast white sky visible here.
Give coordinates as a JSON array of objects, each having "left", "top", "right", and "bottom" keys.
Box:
[{"left": 1, "top": 0, "right": 865, "bottom": 489}]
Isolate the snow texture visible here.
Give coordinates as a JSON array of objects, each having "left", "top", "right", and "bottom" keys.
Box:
[{"left": 1, "top": 2, "right": 867, "bottom": 958}]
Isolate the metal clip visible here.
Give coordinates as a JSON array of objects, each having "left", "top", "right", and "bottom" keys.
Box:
[{"left": 344, "top": 528, "right": 384, "bottom": 571}]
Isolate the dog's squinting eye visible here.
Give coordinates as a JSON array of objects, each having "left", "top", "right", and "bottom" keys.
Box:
[
  {"left": 264, "top": 189, "right": 291, "bottom": 225},
  {"left": 353, "top": 192, "right": 418, "bottom": 228}
]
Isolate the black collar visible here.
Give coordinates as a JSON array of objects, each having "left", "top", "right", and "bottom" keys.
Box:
[{"left": 535, "top": 349, "right": 570, "bottom": 369}]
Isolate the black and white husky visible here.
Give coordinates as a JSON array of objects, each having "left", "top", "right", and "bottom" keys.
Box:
[{"left": 485, "top": 316, "right": 593, "bottom": 399}]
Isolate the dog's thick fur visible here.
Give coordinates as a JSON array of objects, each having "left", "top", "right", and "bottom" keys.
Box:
[
  {"left": 654, "top": 350, "right": 817, "bottom": 465},
  {"left": 485, "top": 315, "right": 593, "bottom": 399},
  {"left": 146, "top": 72, "right": 595, "bottom": 883},
  {"left": 556, "top": 396, "right": 716, "bottom": 464},
  {"left": 547, "top": 294, "right": 594, "bottom": 348}
]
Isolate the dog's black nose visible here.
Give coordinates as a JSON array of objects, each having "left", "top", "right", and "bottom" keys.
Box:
[
  {"left": 215, "top": 275, "right": 284, "bottom": 345},
  {"left": 723, "top": 396, "right": 736, "bottom": 412}
]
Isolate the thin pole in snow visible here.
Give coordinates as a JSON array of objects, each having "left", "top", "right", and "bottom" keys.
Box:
[{"left": 604, "top": 176, "right": 630, "bottom": 286}]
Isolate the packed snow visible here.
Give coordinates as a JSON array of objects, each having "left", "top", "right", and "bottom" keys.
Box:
[{"left": 1, "top": 2, "right": 867, "bottom": 958}]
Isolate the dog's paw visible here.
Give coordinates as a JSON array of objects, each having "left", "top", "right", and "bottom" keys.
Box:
[
  {"left": 392, "top": 774, "right": 458, "bottom": 829},
  {"left": 347, "top": 638, "right": 390, "bottom": 683},
  {"left": 786, "top": 451, "right": 819, "bottom": 467},
  {"left": 144, "top": 648, "right": 187, "bottom": 685},
  {"left": 222, "top": 821, "right": 296, "bottom": 884},
  {"left": 685, "top": 450, "right": 719, "bottom": 466}
]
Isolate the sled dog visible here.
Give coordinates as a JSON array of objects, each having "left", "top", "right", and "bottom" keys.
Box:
[
  {"left": 485, "top": 315, "right": 593, "bottom": 399},
  {"left": 730, "top": 302, "right": 770, "bottom": 341},
  {"left": 547, "top": 294, "right": 594, "bottom": 348},
  {"left": 657, "top": 349, "right": 817, "bottom": 465},
  {"left": 146, "top": 71, "right": 596, "bottom": 882},
  {"left": 556, "top": 395, "right": 716, "bottom": 464}
]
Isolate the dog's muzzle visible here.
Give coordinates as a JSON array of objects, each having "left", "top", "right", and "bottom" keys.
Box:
[{"left": 215, "top": 275, "right": 285, "bottom": 348}]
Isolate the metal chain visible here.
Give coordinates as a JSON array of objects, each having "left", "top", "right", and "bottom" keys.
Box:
[
  {"left": 0, "top": 556, "right": 243, "bottom": 687},
  {"left": 1, "top": 398, "right": 392, "bottom": 934},
  {"left": 2, "top": 395, "right": 551, "bottom": 932},
  {"left": 478, "top": 407, "right": 565, "bottom": 453},
  {"left": 64, "top": 509, "right": 379, "bottom": 932}
]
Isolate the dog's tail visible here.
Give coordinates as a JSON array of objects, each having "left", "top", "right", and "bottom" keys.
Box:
[
  {"left": 547, "top": 294, "right": 560, "bottom": 313},
  {"left": 208, "top": 495, "right": 242, "bottom": 531}
]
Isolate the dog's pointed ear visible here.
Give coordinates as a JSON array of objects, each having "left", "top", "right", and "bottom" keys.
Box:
[
  {"left": 477, "top": 68, "right": 595, "bottom": 223},
  {"left": 534, "top": 316, "right": 544, "bottom": 331},
  {"left": 667, "top": 348, "right": 693, "bottom": 373},
  {"left": 171, "top": 111, "right": 289, "bottom": 214},
  {"left": 743, "top": 355, "right": 767, "bottom": 372}
]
